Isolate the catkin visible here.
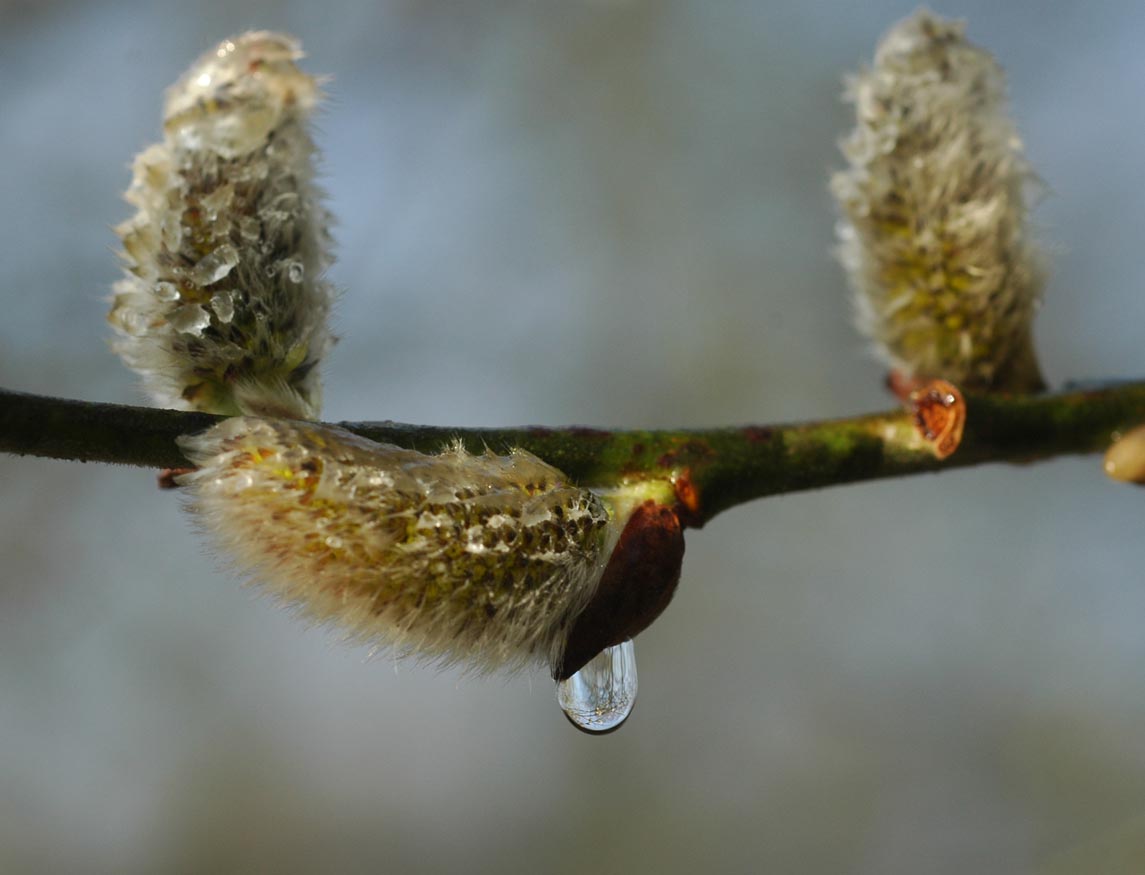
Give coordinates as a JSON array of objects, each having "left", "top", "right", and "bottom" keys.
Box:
[
  {"left": 178, "top": 418, "right": 620, "bottom": 672},
  {"left": 831, "top": 10, "right": 1045, "bottom": 392},
  {"left": 109, "top": 32, "right": 334, "bottom": 419}
]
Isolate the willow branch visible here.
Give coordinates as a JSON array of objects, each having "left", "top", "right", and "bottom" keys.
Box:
[{"left": 2, "top": 383, "right": 1141, "bottom": 527}]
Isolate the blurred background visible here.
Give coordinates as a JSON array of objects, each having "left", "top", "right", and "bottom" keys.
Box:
[{"left": 2, "top": 1, "right": 1145, "bottom": 872}]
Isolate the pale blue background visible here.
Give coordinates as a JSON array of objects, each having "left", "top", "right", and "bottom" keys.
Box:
[{"left": 2, "top": 1, "right": 1145, "bottom": 872}]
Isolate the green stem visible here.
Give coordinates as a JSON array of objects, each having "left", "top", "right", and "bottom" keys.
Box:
[{"left": 2, "top": 383, "right": 1142, "bottom": 527}]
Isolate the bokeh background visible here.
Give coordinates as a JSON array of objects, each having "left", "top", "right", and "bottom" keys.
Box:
[{"left": 3, "top": 1, "right": 1145, "bottom": 872}]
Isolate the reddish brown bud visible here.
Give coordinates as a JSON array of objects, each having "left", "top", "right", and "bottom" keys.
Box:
[
  {"left": 556, "top": 500, "right": 685, "bottom": 680},
  {"left": 909, "top": 379, "right": 966, "bottom": 460}
]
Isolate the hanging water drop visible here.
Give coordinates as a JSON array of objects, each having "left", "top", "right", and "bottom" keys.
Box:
[{"left": 556, "top": 639, "right": 637, "bottom": 734}]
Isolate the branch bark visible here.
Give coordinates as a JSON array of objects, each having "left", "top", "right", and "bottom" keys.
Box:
[{"left": 2, "top": 383, "right": 1142, "bottom": 527}]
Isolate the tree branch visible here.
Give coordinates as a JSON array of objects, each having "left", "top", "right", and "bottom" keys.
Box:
[{"left": 2, "top": 383, "right": 1142, "bottom": 527}]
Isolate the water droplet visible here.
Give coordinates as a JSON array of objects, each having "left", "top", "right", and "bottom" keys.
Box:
[
  {"left": 154, "top": 281, "right": 180, "bottom": 302},
  {"left": 190, "top": 243, "right": 239, "bottom": 285},
  {"left": 286, "top": 260, "right": 305, "bottom": 283},
  {"left": 199, "top": 182, "right": 234, "bottom": 220},
  {"left": 210, "top": 291, "right": 235, "bottom": 324},
  {"left": 168, "top": 302, "right": 212, "bottom": 336},
  {"left": 239, "top": 216, "right": 262, "bottom": 241},
  {"left": 227, "top": 472, "right": 254, "bottom": 491},
  {"left": 113, "top": 309, "right": 149, "bottom": 337},
  {"left": 556, "top": 639, "right": 637, "bottom": 734}
]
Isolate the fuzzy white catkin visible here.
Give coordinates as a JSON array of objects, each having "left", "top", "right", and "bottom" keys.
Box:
[
  {"left": 178, "top": 418, "right": 621, "bottom": 672},
  {"left": 109, "top": 32, "right": 334, "bottom": 419},
  {"left": 831, "top": 10, "right": 1045, "bottom": 392}
]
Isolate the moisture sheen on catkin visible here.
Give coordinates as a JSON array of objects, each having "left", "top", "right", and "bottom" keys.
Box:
[
  {"left": 178, "top": 418, "right": 620, "bottom": 672},
  {"left": 831, "top": 10, "right": 1045, "bottom": 392},
  {"left": 109, "top": 32, "right": 334, "bottom": 420}
]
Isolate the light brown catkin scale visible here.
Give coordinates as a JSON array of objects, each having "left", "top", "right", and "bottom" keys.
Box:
[
  {"left": 178, "top": 418, "right": 623, "bottom": 673},
  {"left": 831, "top": 10, "right": 1045, "bottom": 392},
  {"left": 109, "top": 32, "right": 334, "bottom": 419}
]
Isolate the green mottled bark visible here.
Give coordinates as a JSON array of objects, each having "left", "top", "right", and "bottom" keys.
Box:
[{"left": 3, "top": 383, "right": 1144, "bottom": 527}]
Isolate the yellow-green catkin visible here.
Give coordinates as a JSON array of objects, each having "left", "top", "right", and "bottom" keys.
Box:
[
  {"left": 178, "top": 418, "right": 622, "bottom": 672},
  {"left": 831, "top": 10, "right": 1045, "bottom": 392},
  {"left": 109, "top": 33, "right": 334, "bottom": 419}
]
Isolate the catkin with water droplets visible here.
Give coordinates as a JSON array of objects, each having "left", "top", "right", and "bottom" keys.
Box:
[
  {"left": 178, "top": 417, "right": 622, "bottom": 673},
  {"left": 109, "top": 32, "right": 334, "bottom": 419}
]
